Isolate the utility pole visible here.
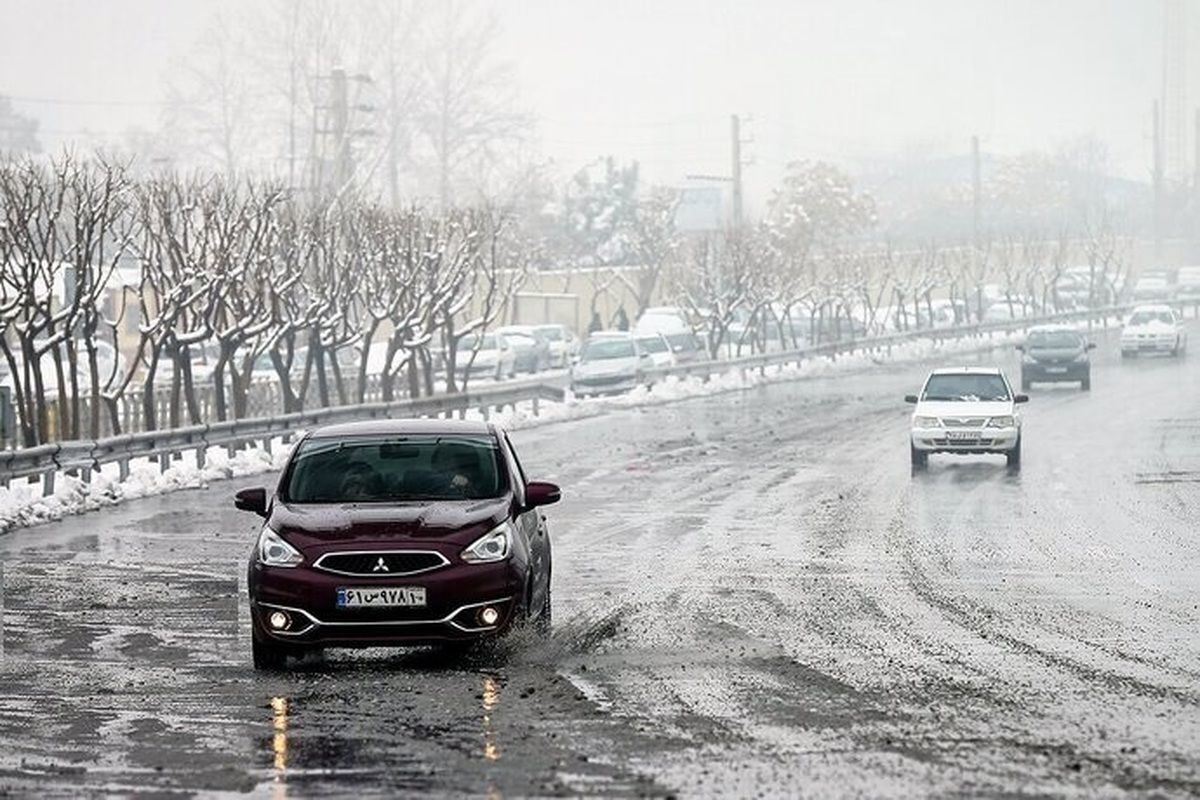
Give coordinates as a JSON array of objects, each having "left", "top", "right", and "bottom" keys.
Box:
[
  {"left": 1154, "top": 100, "right": 1164, "bottom": 262},
  {"left": 330, "top": 67, "right": 351, "bottom": 195},
  {"left": 971, "top": 135, "right": 982, "bottom": 250},
  {"left": 731, "top": 114, "right": 744, "bottom": 227}
]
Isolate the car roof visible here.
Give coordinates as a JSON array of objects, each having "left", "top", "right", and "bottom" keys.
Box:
[
  {"left": 589, "top": 330, "right": 634, "bottom": 339},
  {"left": 1130, "top": 303, "right": 1173, "bottom": 312},
  {"left": 307, "top": 418, "right": 496, "bottom": 440},
  {"left": 928, "top": 366, "right": 1003, "bottom": 376}
]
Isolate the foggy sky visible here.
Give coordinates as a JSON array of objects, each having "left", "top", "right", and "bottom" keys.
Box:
[{"left": 0, "top": 0, "right": 1166, "bottom": 206}]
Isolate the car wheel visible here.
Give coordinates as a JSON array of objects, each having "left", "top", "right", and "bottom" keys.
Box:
[
  {"left": 535, "top": 583, "right": 552, "bottom": 635},
  {"left": 252, "top": 633, "right": 292, "bottom": 671},
  {"left": 1006, "top": 436, "right": 1022, "bottom": 470},
  {"left": 1121, "top": 350, "right": 1133, "bottom": 359},
  {"left": 910, "top": 444, "right": 928, "bottom": 471},
  {"left": 1081, "top": 373, "right": 1090, "bottom": 391}
]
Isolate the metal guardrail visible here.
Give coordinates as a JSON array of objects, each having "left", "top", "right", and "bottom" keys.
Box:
[{"left": 0, "top": 304, "right": 1132, "bottom": 497}]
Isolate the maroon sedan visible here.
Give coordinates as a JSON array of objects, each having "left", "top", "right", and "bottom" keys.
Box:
[{"left": 234, "top": 419, "right": 559, "bottom": 669}]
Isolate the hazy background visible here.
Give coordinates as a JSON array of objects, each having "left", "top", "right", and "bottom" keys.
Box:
[{"left": 0, "top": 0, "right": 1169, "bottom": 212}]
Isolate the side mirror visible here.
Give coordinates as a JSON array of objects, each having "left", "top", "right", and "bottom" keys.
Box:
[
  {"left": 525, "top": 481, "right": 561, "bottom": 508},
  {"left": 904, "top": 394, "right": 919, "bottom": 404},
  {"left": 1014, "top": 394, "right": 1030, "bottom": 404},
  {"left": 234, "top": 486, "right": 269, "bottom": 517},
  {"left": 1087, "top": 342, "right": 1097, "bottom": 350}
]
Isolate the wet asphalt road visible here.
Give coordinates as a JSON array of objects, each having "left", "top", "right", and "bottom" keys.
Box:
[{"left": 2, "top": 323, "right": 1200, "bottom": 798}]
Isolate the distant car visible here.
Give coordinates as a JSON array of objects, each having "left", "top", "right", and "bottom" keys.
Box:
[
  {"left": 634, "top": 306, "right": 690, "bottom": 337},
  {"left": 635, "top": 333, "right": 677, "bottom": 368},
  {"left": 570, "top": 332, "right": 653, "bottom": 396},
  {"left": 906, "top": 366, "right": 1027, "bottom": 471},
  {"left": 1132, "top": 275, "right": 1172, "bottom": 302},
  {"left": 983, "top": 299, "right": 1032, "bottom": 323},
  {"left": 1175, "top": 266, "right": 1200, "bottom": 303},
  {"left": 236, "top": 418, "right": 560, "bottom": 669},
  {"left": 456, "top": 332, "right": 516, "bottom": 380},
  {"left": 1018, "top": 325, "right": 1095, "bottom": 391},
  {"left": 663, "top": 331, "right": 706, "bottom": 363},
  {"left": 498, "top": 326, "right": 552, "bottom": 374},
  {"left": 533, "top": 324, "right": 580, "bottom": 368},
  {"left": 1120, "top": 305, "right": 1187, "bottom": 358},
  {"left": 1053, "top": 267, "right": 1118, "bottom": 309}
]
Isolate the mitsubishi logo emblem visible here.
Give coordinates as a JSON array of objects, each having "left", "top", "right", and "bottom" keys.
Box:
[{"left": 372, "top": 556, "right": 389, "bottom": 572}]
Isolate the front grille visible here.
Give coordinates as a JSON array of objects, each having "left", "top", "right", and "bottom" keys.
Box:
[
  {"left": 578, "top": 374, "right": 631, "bottom": 387},
  {"left": 941, "top": 417, "right": 987, "bottom": 428},
  {"left": 933, "top": 438, "right": 995, "bottom": 447},
  {"left": 315, "top": 551, "right": 448, "bottom": 577}
]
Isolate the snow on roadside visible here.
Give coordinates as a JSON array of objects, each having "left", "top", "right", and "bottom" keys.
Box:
[{"left": 0, "top": 322, "right": 1105, "bottom": 535}]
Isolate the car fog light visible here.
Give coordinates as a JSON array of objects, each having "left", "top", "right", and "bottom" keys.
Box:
[
  {"left": 268, "top": 611, "right": 290, "bottom": 631},
  {"left": 479, "top": 607, "right": 500, "bottom": 626}
]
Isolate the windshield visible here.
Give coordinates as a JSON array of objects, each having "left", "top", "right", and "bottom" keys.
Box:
[
  {"left": 922, "top": 374, "right": 1011, "bottom": 402},
  {"left": 536, "top": 326, "right": 563, "bottom": 341},
  {"left": 582, "top": 339, "right": 635, "bottom": 360},
  {"left": 1027, "top": 331, "right": 1083, "bottom": 348},
  {"left": 637, "top": 336, "right": 668, "bottom": 354},
  {"left": 462, "top": 334, "right": 497, "bottom": 350},
  {"left": 1128, "top": 311, "right": 1174, "bottom": 325},
  {"left": 504, "top": 333, "right": 535, "bottom": 347},
  {"left": 284, "top": 435, "right": 505, "bottom": 503},
  {"left": 665, "top": 332, "right": 698, "bottom": 350}
]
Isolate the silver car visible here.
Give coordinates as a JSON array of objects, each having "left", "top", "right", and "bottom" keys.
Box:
[{"left": 569, "top": 332, "right": 653, "bottom": 396}]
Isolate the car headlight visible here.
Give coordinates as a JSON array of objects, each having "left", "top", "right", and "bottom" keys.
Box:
[
  {"left": 913, "top": 415, "right": 940, "bottom": 428},
  {"left": 461, "top": 522, "right": 512, "bottom": 564},
  {"left": 986, "top": 415, "right": 1015, "bottom": 428},
  {"left": 1021, "top": 354, "right": 1037, "bottom": 364},
  {"left": 257, "top": 526, "right": 303, "bottom": 568}
]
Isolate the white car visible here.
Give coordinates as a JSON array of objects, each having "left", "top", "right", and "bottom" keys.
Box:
[
  {"left": 1175, "top": 266, "right": 1200, "bottom": 303},
  {"left": 634, "top": 333, "right": 677, "bottom": 368},
  {"left": 906, "top": 367, "right": 1027, "bottom": 471},
  {"left": 534, "top": 323, "right": 580, "bottom": 368},
  {"left": 1120, "top": 305, "right": 1187, "bottom": 358},
  {"left": 570, "top": 331, "right": 653, "bottom": 396},
  {"left": 456, "top": 332, "right": 517, "bottom": 380}
]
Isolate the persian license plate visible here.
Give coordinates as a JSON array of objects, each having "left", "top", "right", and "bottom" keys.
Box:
[
  {"left": 337, "top": 587, "right": 427, "bottom": 608},
  {"left": 946, "top": 431, "right": 981, "bottom": 442},
  {"left": 1045, "top": 366, "right": 1068, "bottom": 374}
]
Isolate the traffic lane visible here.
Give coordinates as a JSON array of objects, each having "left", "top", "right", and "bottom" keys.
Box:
[
  {"left": 510, "top": 324, "right": 1200, "bottom": 795},
  {"left": 0, "top": 487, "right": 673, "bottom": 796}
]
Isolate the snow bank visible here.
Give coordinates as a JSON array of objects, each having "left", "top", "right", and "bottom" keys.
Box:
[{"left": 0, "top": 323, "right": 1086, "bottom": 534}]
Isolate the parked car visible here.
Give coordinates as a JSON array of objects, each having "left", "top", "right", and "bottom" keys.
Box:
[
  {"left": 498, "top": 326, "right": 553, "bottom": 373},
  {"left": 634, "top": 306, "right": 691, "bottom": 337},
  {"left": 906, "top": 367, "right": 1028, "bottom": 471},
  {"left": 1120, "top": 305, "right": 1187, "bottom": 358},
  {"left": 1175, "top": 266, "right": 1200, "bottom": 302},
  {"left": 663, "top": 331, "right": 706, "bottom": 363},
  {"left": 635, "top": 332, "right": 677, "bottom": 368},
  {"left": 1132, "top": 274, "right": 1172, "bottom": 302},
  {"left": 1017, "top": 325, "right": 1095, "bottom": 391},
  {"left": 570, "top": 331, "right": 653, "bottom": 396},
  {"left": 456, "top": 332, "right": 517, "bottom": 380},
  {"left": 533, "top": 323, "right": 580, "bottom": 368},
  {"left": 235, "top": 418, "right": 560, "bottom": 669}
]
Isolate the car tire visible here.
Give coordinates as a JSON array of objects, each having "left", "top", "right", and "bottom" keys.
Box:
[
  {"left": 1121, "top": 350, "right": 1133, "bottom": 359},
  {"left": 252, "top": 633, "right": 292, "bottom": 671},
  {"left": 1080, "top": 373, "right": 1090, "bottom": 391},
  {"left": 535, "top": 583, "right": 552, "bottom": 635},
  {"left": 1006, "top": 436, "right": 1022, "bottom": 470},
  {"left": 910, "top": 444, "right": 928, "bottom": 471}
]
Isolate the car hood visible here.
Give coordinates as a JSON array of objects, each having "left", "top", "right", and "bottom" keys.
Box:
[
  {"left": 1123, "top": 322, "right": 1175, "bottom": 334},
  {"left": 574, "top": 357, "right": 639, "bottom": 376},
  {"left": 915, "top": 400, "right": 1014, "bottom": 418},
  {"left": 270, "top": 498, "right": 510, "bottom": 549},
  {"left": 1026, "top": 346, "right": 1084, "bottom": 360}
]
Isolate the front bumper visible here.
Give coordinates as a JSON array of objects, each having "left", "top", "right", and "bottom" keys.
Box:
[
  {"left": 1022, "top": 362, "right": 1088, "bottom": 382},
  {"left": 1121, "top": 337, "right": 1177, "bottom": 354},
  {"left": 911, "top": 427, "right": 1019, "bottom": 454},
  {"left": 249, "top": 557, "right": 523, "bottom": 647},
  {"left": 571, "top": 374, "right": 640, "bottom": 395}
]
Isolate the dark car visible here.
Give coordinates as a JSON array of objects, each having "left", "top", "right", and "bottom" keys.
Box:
[
  {"left": 235, "top": 418, "right": 560, "bottom": 669},
  {"left": 498, "top": 326, "right": 552, "bottom": 373},
  {"left": 1017, "top": 326, "right": 1095, "bottom": 391}
]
